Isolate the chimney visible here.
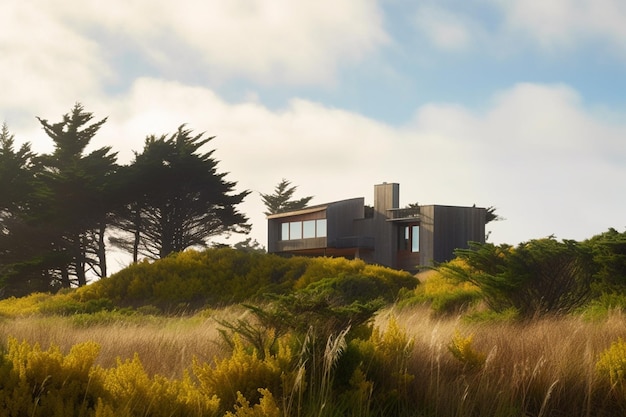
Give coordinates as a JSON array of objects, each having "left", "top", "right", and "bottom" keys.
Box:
[{"left": 374, "top": 182, "right": 399, "bottom": 215}]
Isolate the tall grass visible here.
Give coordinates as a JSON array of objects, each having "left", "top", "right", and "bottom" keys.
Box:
[
  {"left": 380, "top": 305, "right": 626, "bottom": 416},
  {"left": 0, "top": 309, "right": 238, "bottom": 378},
  {"left": 2, "top": 304, "right": 626, "bottom": 415}
]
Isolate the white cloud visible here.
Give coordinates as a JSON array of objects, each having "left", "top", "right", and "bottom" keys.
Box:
[
  {"left": 489, "top": 0, "right": 626, "bottom": 52},
  {"left": 6, "top": 75, "right": 626, "bottom": 257},
  {"left": 0, "top": 1, "right": 108, "bottom": 124},
  {"left": 83, "top": 80, "right": 626, "bottom": 250},
  {"left": 52, "top": 0, "right": 388, "bottom": 86}
]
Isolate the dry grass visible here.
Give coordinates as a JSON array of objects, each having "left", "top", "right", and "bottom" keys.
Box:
[
  {"left": 3, "top": 304, "right": 626, "bottom": 416},
  {"left": 0, "top": 307, "right": 254, "bottom": 378},
  {"left": 377, "top": 305, "right": 626, "bottom": 416}
]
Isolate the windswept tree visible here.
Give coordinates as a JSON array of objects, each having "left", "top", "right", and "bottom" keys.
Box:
[
  {"left": 0, "top": 123, "right": 46, "bottom": 296},
  {"left": 111, "top": 126, "right": 250, "bottom": 260},
  {"left": 34, "top": 104, "right": 119, "bottom": 286},
  {"left": 260, "top": 178, "right": 313, "bottom": 215}
]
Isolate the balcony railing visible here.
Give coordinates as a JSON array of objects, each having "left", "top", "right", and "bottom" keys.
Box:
[{"left": 387, "top": 207, "right": 420, "bottom": 220}]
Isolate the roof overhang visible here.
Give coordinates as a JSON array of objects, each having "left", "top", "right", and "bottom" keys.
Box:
[{"left": 266, "top": 205, "right": 328, "bottom": 220}]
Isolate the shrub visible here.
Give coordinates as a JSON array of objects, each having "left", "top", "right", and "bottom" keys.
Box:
[
  {"left": 0, "top": 337, "right": 101, "bottom": 416},
  {"left": 192, "top": 335, "right": 293, "bottom": 415},
  {"left": 442, "top": 238, "right": 596, "bottom": 318},
  {"left": 447, "top": 330, "right": 486, "bottom": 371},
  {"left": 224, "top": 389, "right": 281, "bottom": 417},
  {"left": 597, "top": 338, "right": 626, "bottom": 387},
  {"left": 349, "top": 317, "right": 415, "bottom": 414},
  {"left": 92, "top": 353, "right": 220, "bottom": 417},
  {"left": 400, "top": 266, "right": 481, "bottom": 315}
]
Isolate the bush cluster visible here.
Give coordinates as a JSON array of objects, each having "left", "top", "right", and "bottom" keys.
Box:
[{"left": 69, "top": 248, "right": 417, "bottom": 312}]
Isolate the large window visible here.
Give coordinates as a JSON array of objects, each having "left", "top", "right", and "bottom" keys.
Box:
[
  {"left": 281, "top": 219, "right": 327, "bottom": 240},
  {"left": 399, "top": 224, "right": 419, "bottom": 252}
]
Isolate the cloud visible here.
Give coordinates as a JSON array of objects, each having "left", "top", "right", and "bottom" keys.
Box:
[
  {"left": 6, "top": 76, "right": 626, "bottom": 255},
  {"left": 489, "top": 0, "right": 626, "bottom": 52},
  {"left": 52, "top": 0, "right": 389, "bottom": 86},
  {"left": 0, "top": 1, "right": 108, "bottom": 124},
  {"left": 82, "top": 80, "right": 626, "bottom": 249}
]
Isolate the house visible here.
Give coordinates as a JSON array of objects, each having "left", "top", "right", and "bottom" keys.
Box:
[{"left": 267, "top": 183, "right": 486, "bottom": 271}]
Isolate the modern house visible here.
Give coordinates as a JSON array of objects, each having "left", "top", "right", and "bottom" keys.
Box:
[{"left": 267, "top": 183, "right": 486, "bottom": 271}]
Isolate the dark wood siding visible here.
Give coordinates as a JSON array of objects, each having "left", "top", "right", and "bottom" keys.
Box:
[{"left": 431, "top": 205, "right": 485, "bottom": 264}]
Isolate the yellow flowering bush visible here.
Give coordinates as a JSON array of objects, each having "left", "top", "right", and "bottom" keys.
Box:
[
  {"left": 224, "top": 389, "right": 281, "bottom": 417},
  {"left": 193, "top": 335, "right": 294, "bottom": 414},
  {"left": 597, "top": 338, "right": 626, "bottom": 388},
  {"left": 0, "top": 337, "right": 101, "bottom": 416},
  {"left": 448, "top": 330, "right": 486, "bottom": 371}
]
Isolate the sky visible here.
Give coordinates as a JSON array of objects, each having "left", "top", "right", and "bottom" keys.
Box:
[{"left": 2, "top": 0, "right": 626, "bottom": 269}]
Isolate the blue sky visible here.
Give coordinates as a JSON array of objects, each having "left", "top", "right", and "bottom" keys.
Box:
[{"left": 2, "top": 0, "right": 625, "bottom": 268}]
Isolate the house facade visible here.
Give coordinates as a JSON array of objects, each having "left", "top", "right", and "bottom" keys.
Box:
[{"left": 267, "top": 183, "right": 486, "bottom": 271}]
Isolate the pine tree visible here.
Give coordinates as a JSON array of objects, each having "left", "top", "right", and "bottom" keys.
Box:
[
  {"left": 111, "top": 126, "right": 250, "bottom": 260},
  {"left": 260, "top": 179, "right": 313, "bottom": 215},
  {"left": 34, "top": 104, "right": 119, "bottom": 286}
]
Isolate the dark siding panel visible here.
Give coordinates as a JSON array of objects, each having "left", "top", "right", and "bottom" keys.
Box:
[{"left": 432, "top": 206, "right": 485, "bottom": 264}]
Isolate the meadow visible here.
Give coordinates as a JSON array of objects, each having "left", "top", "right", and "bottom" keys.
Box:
[{"left": 1, "top": 247, "right": 626, "bottom": 416}]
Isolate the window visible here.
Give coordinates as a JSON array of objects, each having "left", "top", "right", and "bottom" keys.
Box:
[
  {"left": 303, "top": 220, "right": 316, "bottom": 238},
  {"left": 289, "top": 221, "right": 302, "bottom": 239},
  {"left": 399, "top": 224, "right": 419, "bottom": 252},
  {"left": 411, "top": 225, "right": 419, "bottom": 252},
  {"left": 316, "top": 219, "right": 327, "bottom": 238},
  {"left": 280, "top": 218, "right": 327, "bottom": 240}
]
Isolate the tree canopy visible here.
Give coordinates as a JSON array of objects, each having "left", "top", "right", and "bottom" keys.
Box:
[
  {"left": 110, "top": 126, "right": 250, "bottom": 259},
  {"left": 260, "top": 178, "right": 313, "bottom": 215}
]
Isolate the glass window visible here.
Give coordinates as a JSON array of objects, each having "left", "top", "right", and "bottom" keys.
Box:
[
  {"left": 316, "top": 219, "right": 327, "bottom": 238},
  {"left": 411, "top": 225, "right": 420, "bottom": 252},
  {"left": 303, "top": 220, "right": 316, "bottom": 238},
  {"left": 281, "top": 223, "right": 289, "bottom": 240},
  {"left": 289, "top": 221, "right": 302, "bottom": 239}
]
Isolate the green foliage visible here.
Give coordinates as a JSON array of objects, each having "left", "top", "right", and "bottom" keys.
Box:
[
  {"left": 442, "top": 238, "right": 597, "bottom": 318},
  {"left": 578, "top": 292, "right": 626, "bottom": 321},
  {"left": 260, "top": 178, "right": 313, "bottom": 215},
  {"left": 584, "top": 228, "right": 626, "bottom": 292},
  {"left": 112, "top": 126, "right": 250, "bottom": 260},
  {"left": 72, "top": 248, "right": 415, "bottom": 312}
]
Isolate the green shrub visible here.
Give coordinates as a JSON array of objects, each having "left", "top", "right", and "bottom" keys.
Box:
[
  {"left": 442, "top": 238, "right": 596, "bottom": 318},
  {"left": 69, "top": 248, "right": 415, "bottom": 312}
]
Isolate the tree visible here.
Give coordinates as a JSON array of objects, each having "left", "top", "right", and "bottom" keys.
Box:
[
  {"left": 0, "top": 123, "right": 36, "bottom": 217},
  {"left": 34, "top": 104, "right": 119, "bottom": 286},
  {"left": 111, "top": 126, "right": 250, "bottom": 260},
  {"left": 0, "top": 123, "right": 46, "bottom": 296},
  {"left": 260, "top": 178, "right": 313, "bottom": 215},
  {"left": 485, "top": 206, "right": 503, "bottom": 224},
  {"left": 583, "top": 228, "right": 626, "bottom": 292}
]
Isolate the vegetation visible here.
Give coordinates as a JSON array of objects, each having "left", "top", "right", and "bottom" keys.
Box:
[
  {"left": 1, "top": 221, "right": 626, "bottom": 415},
  {"left": 260, "top": 178, "right": 313, "bottom": 215},
  {"left": 0, "top": 106, "right": 249, "bottom": 296}
]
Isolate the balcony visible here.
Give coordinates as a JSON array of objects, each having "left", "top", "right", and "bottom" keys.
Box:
[{"left": 386, "top": 207, "right": 420, "bottom": 221}]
